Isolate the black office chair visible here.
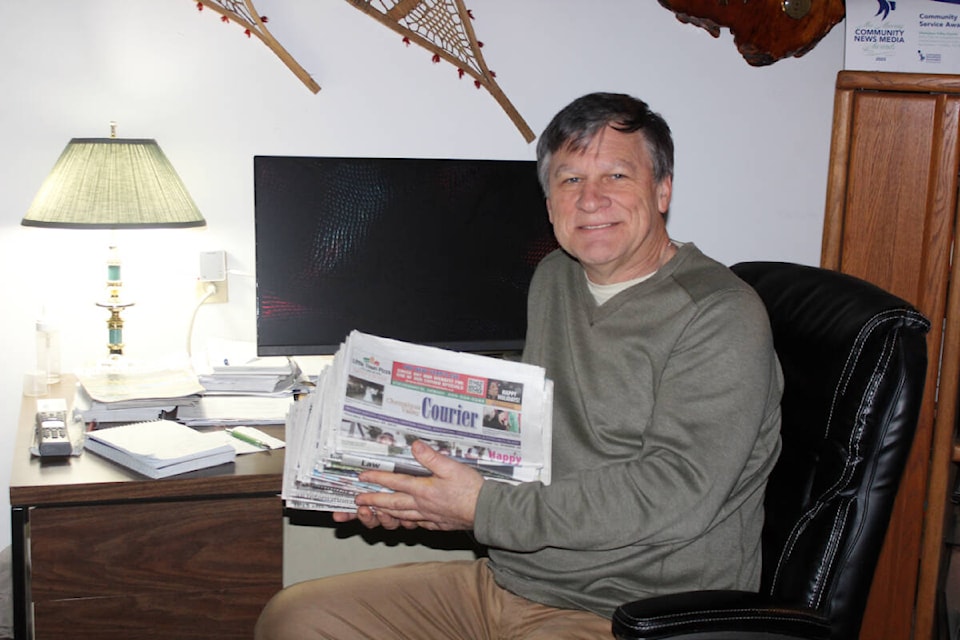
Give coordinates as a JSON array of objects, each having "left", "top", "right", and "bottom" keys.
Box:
[{"left": 612, "top": 262, "right": 931, "bottom": 640}]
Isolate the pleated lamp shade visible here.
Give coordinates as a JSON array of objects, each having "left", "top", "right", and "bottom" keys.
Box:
[{"left": 21, "top": 138, "right": 206, "bottom": 229}]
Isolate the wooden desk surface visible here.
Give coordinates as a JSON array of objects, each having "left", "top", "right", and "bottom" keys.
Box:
[{"left": 10, "top": 375, "right": 285, "bottom": 507}]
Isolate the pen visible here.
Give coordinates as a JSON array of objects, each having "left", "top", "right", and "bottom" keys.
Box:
[{"left": 226, "top": 428, "right": 271, "bottom": 449}]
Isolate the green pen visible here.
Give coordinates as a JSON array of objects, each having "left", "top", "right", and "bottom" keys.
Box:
[{"left": 226, "top": 428, "right": 271, "bottom": 449}]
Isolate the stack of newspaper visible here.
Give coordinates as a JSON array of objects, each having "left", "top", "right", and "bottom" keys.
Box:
[{"left": 283, "top": 331, "right": 553, "bottom": 512}]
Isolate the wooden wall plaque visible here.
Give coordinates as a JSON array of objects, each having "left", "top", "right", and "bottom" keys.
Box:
[{"left": 659, "top": 0, "right": 845, "bottom": 66}]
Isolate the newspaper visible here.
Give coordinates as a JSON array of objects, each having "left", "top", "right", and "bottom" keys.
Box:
[{"left": 283, "top": 331, "right": 553, "bottom": 512}]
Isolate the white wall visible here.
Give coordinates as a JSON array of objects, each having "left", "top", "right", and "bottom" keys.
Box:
[{"left": 0, "top": 0, "right": 844, "bottom": 549}]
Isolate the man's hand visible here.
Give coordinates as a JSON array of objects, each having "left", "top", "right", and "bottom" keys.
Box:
[{"left": 331, "top": 440, "right": 484, "bottom": 531}]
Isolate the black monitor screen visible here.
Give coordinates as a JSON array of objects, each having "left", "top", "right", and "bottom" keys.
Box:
[{"left": 253, "top": 156, "right": 559, "bottom": 356}]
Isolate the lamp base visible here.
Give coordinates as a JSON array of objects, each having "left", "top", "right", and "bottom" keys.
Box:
[{"left": 96, "top": 299, "right": 134, "bottom": 356}]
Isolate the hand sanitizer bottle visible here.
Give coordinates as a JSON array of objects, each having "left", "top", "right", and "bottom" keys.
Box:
[{"left": 36, "top": 310, "right": 61, "bottom": 384}]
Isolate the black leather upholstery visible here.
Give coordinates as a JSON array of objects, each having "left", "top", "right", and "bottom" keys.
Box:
[{"left": 612, "top": 262, "right": 931, "bottom": 640}]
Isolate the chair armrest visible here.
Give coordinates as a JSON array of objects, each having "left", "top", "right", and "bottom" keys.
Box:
[{"left": 611, "top": 590, "right": 831, "bottom": 640}]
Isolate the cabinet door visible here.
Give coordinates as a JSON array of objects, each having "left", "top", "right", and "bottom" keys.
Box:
[
  {"left": 823, "top": 74, "right": 960, "bottom": 640},
  {"left": 28, "top": 496, "right": 282, "bottom": 639}
]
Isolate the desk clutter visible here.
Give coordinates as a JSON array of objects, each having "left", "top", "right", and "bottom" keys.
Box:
[
  {"left": 73, "top": 340, "right": 305, "bottom": 425},
  {"left": 81, "top": 421, "right": 283, "bottom": 478},
  {"left": 37, "top": 341, "right": 299, "bottom": 478}
]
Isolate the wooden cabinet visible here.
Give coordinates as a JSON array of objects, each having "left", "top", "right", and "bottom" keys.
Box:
[
  {"left": 822, "top": 70, "right": 960, "bottom": 640},
  {"left": 10, "top": 378, "right": 285, "bottom": 639}
]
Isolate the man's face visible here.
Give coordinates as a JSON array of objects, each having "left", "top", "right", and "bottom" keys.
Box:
[{"left": 545, "top": 126, "right": 672, "bottom": 285}]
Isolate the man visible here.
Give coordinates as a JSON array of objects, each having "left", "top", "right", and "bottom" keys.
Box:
[{"left": 255, "top": 92, "right": 783, "bottom": 639}]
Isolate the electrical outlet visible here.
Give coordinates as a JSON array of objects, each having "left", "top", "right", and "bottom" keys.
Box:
[{"left": 196, "top": 279, "right": 229, "bottom": 304}]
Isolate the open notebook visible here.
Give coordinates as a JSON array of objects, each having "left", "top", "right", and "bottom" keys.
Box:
[{"left": 84, "top": 420, "right": 236, "bottom": 479}]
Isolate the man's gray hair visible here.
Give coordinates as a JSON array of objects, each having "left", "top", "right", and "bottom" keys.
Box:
[{"left": 536, "top": 93, "right": 674, "bottom": 195}]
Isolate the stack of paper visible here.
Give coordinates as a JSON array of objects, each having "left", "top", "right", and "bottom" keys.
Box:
[
  {"left": 76, "top": 364, "right": 205, "bottom": 425},
  {"left": 196, "top": 339, "right": 303, "bottom": 395},
  {"left": 283, "top": 331, "right": 553, "bottom": 513},
  {"left": 84, "top": 419, "right": 236, "bottom": 478},
  {"left": 177, "top": 394, "right": 295, "bottom": 427}
]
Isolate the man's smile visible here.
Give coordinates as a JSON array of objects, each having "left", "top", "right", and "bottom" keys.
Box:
[{"left": 581, "top": 222, "right": 617, "bottom": 230}]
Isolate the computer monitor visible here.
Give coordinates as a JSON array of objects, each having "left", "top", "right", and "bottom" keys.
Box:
[{"left": 253, "top": 155, "right": 559, "bottom": 356}]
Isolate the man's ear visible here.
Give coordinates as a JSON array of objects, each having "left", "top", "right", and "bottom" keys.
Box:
[
  {"left": 657, "top": 176, "right": 673, "bottom": 214},
  {"left": 546, "top": 197, "right": 555, "bottom": 224}
]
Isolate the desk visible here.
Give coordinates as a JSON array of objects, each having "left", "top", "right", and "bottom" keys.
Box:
[{"left": 9, "top": 376, "right": 284, "bottom": 640}]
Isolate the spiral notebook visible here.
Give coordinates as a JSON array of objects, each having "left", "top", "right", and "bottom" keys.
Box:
[{"left": 84, "top": 419, "right": 236, "bottom": 479}]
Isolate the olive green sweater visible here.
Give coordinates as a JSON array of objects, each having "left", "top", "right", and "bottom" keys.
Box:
[{"left": 473, "top": 243, "right": 783, "bottom": 619}]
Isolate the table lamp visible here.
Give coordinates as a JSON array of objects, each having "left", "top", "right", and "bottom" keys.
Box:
[{"left": 21, "top": 124, "right": 206, "bottom": 356}]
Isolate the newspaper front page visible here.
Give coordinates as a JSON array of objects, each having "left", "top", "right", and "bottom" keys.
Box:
[{"left": 283, "top": 331, "right": 553, "bottom": 512}]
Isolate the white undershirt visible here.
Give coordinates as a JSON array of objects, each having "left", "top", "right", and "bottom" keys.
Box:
[
  {"left": 586, "top": 272, "right": 652, "bottom": 305},
  {"left": 585, "top": 240, "right": 681, "bottom": 305}
]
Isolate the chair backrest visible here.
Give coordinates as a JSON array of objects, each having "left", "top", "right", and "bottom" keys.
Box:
[{"left": 731, "top": 261, "right": 930, "bottom": 640}]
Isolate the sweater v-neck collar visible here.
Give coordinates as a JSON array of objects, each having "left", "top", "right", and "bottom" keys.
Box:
[{"left": 578, "top": 242, "right": 695, "bottom": 322}]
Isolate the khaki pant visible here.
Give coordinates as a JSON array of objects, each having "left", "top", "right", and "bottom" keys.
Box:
[{"left": 255, "top": 559, "right": 612, "bottom": 639}]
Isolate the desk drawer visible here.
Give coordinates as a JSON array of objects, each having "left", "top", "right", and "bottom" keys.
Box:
[
  {"left": 33, "top": 585, "right": 275, "bottom": 639},
  {"left": 30, "top": 496, "right": 281, "bottom": 598}
]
